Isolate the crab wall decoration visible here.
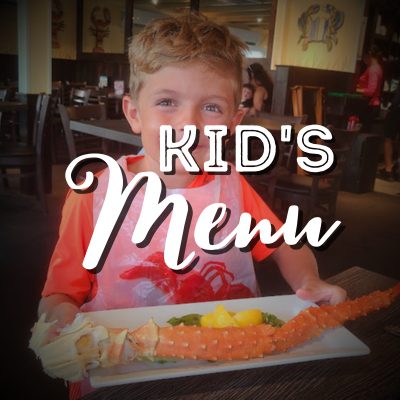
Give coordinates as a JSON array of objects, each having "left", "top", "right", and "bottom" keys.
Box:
[{"left": 298, "top": 3, "right": 345, "bottom": 51}]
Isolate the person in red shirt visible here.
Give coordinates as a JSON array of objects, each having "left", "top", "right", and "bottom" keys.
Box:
[{"left": 356, "top": 46, "right": 384, "bottom": 131}]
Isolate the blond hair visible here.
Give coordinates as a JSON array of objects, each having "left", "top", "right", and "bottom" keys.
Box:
[{"left": 128, "top": 13, "right": 247, "bottom": 105}]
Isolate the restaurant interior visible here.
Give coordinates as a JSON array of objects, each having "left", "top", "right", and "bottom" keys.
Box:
[{"left": 1, "top": 0, "right": 400, "bottom": 399}]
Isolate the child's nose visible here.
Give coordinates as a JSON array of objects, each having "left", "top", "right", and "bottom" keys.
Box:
[{"left": 176, "top": 107, "right": 201, "bottom": 132}]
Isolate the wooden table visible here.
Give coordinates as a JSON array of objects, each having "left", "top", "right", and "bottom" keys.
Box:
[
  {"left": 70, "top": 119, "right": 142, "bottom": 148},
  {"left": 83, "top": 267, "right": 400, "bottom": 400}
]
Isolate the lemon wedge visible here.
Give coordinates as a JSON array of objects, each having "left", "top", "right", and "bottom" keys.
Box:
[
  {"left": 233, "top": 309, "right": 263, "bottom": 327},
  {"left": 200, "top": 305, "right": 239, "bottom": 328}
]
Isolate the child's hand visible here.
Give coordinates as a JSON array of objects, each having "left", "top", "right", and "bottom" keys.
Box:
[
  {"left": 38, "top": 294, "right": 80, "bottom": 333},
  {"left": 48, "top": 302, "right": 80, "bottom": 328},
  {"left": 296, "top": 278, "right": 347, "bottom": 305},
  {"left": 41, "top": 302, "right": 81, "bottom": 342}
]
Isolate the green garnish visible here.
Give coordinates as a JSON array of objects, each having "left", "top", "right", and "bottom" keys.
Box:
[
  {"left": 167, "top": 313, "right": 202, "bottom": 327},
  {"left": 262, "top": 312, "right": 285, "bottom": 327}
]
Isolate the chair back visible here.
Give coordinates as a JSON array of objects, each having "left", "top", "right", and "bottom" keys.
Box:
[
  {"left": 52, "top": 81, "right": 63, "bottom": 105},
  {"left": 330, "top": 128, "right": 357, "bottom": 149},
  {"left": 70, "top": 88, "right": 91, "bottom": 106},
  {"left": 303, "top": 129, "right": 355, "bottom": 211},
  {"left": 58, "top": 103, "right": 106, "bottom": 160},
  {"left": 87, "top": 87, "right": 110, "bottom": 106},
  {"left": 58, "top": 104, "right": 76, "bottom": 160},
  {"left": 65, "top": 81, "right": 87, "bottom": 104},
  {"left": 325, "top": 128, "right": 357, "bottom": 188},
  {"left": 33, "top": 94, "right": 51, "bottom": 157}
]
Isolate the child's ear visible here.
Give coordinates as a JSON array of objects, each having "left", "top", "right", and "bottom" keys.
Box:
[
  {"left": 228, "top": 108, "right": 245, "bottom": 133},
  {"left": 123, "top": 95, "right": 141, "bottom": 134}
]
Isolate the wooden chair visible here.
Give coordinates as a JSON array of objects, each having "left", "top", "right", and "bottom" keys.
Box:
[
  {"left": 64, "top": 81, "right": 87, "bottom": 103},
  {"left": 269, "top": 128, "right": 356, "bottom": 222},
  {"left": 83, "top": 85, "right": 104, "bottom": 104},
  {"left": 52, "top": 81, "right": 63, "bottom": 104},
  {"left": 58, "top": 103, "right": 107, "bottom": 161},
  {"left": 49, "top": 85, "right": 64, "bottom": 163},
  {"left": 291, "top": 85, "right": 324, "bottom": 124},
  {"left": 0, "top": 93, "right": 50, "bottom": 212}
]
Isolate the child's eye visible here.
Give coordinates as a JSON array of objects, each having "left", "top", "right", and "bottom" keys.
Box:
[
  {"left": 204, "top": 103, "right": 222, "bottom": 113},
  {"left": 156, "top": 98, "right": 176, "bottom": 107}
]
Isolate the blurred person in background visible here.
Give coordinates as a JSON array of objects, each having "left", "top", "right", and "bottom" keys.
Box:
[
  {"left": 247, "top": 62, "right": 274, "bottom": 116},
  {"left": 377, "top": 85, "right": 400, "bottom": 181},
  {"left": 239, "top": 83, "right": 255, "bottom": 116},
  {"left": 356, "top": 46, "right": 384, "bottom": 131}
]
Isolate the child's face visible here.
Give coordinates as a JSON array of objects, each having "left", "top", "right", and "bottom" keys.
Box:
[
  {"left": 124, "top": 62, "right": 244, "bottom": 177},
  {"left": 241, "top": 87, "right": 253, "bottom": 101}
]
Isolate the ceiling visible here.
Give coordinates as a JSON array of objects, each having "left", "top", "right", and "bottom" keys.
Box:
[{"left": 133, "top": 0, "right": 273, "bottom": 34}]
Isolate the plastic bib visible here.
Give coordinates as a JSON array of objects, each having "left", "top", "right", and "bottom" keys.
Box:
[{"left": 82, "top": 156, "right": 259, "bottom": 311}]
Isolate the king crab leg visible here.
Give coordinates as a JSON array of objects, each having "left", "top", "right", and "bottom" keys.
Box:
[
  {"left": 133, "top": 283, "right": 400, "bottom": 360},
  {"left": 154, "top": 324, "right": 276, "bottom": 361}
]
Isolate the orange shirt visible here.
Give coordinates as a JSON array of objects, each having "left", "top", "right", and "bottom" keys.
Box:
[{"left": 42, "top": 159, "right": 282, "bottom": 305}]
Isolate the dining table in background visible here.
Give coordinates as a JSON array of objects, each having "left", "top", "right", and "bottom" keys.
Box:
[
  {"left": 69, "top": 116, "right": 303, "bottom": 158},
  {"left": 83, "top": 266, "right": 400, "bottom": 400},
  {"left": 69, "top": 119, "right": 142, "bottom": 149}
]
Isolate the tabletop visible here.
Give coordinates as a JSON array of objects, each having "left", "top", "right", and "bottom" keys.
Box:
[
  {"left": 82, "top": 266, "right": 400, "bottom": 400},
  {"left": 70, "top": 119, "right": 142, "bottom": 148}
]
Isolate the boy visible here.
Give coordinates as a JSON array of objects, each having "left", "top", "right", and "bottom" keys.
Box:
[
  {"left": 239, "top": 83, "right": 255, "bottom": 115},
  {"left": 39, "top": 14, "right": 346, "bottom": 331}
]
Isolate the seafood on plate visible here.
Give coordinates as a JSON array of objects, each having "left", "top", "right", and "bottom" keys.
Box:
[{"left": 29, "top": 283, "right": 400, "bottom": 382}]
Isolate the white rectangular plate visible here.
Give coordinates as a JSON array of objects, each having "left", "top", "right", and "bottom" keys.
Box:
[{"left": 86, "top": 295, "right": 370, "bottom": 388}]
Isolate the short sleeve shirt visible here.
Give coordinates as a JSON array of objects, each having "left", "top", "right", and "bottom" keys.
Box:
[{"left": 42, "top": 158, "right": 282, "bottom": 304}]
